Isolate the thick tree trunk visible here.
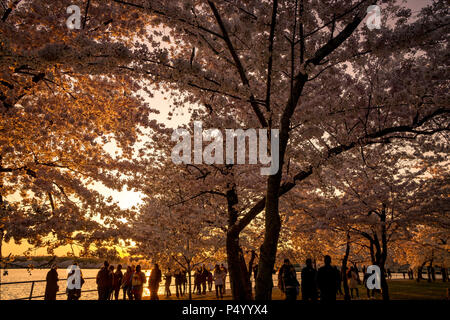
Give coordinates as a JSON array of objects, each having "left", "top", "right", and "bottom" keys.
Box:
[
  {"left": 255, "top": 72, "right": 308, "bottom": 300},
  {"left": 226, "top": 233, "right": 252, "bottom": 300},
  {"left": 255, "top": 172, "right": 282, "bottom": 300},
  {"left": 226, "top": 186, "right": 252, "bottom": 300}
]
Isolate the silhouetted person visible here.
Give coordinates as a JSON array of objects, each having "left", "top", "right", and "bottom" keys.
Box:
[
  {"left": 301, "top": 258, "right": 318, "bottom": 301},
  {"left": 181, "top": 269, "right": 187, "bottom": 295},
  {"left": 96, "top": 261, "right": 111, "bottom": 300},
  {"left": 164, "top": 268, "right": 172, "bottom": 297},
  {"left": 194, "top": 267, "right": 201, "bottom": 295},
  {"left": 317, "top": 255, "right": 338, "bottom": 302},
  {"left": 348, "top": 267, "right": 359, "bottom": 299},
  {"left": 220, "top": 264, "right": 228, "bottom": 294},
  {"left": 149, "top": 263, "right": 162, "bottom": 300},
  {"left": 45, "top": 264, "right": 59, "bottom": 300},
  {"left": 278, "top": 258, "right": 299, "bottom": 301},
  {"left": 213, "top": 264, "right": 226, "bottom": 299},
  {"left": 441, "top": 267, "right": 447, "bottom": 282},
  {"left": 121, "top": 266, "right": 133, "bottom": 300},
  {"left": 201, "top": 265, "right": 209, "bottom": 294},
  {"left": 131, "top": 265, "right": 146, "bottom": 300},
  {"left": 113, "top": 264, "right": 123, "bottom": 300},
  {"left": 207, "top": 269, "right": 213, "bottom": 292},
  {"left": 107, "top": 265, "right": 115, "bottom": 299},
  {"left": 174, "top": 269, "right": 184, "bottom": 298}
]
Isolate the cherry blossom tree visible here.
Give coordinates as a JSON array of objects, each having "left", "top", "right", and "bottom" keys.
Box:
[
  {"left": 1, "top": 0, "right": 162, "bottom": 257},
  {"left": 2, "top": 0, "right": 448, "bottom": 301}
]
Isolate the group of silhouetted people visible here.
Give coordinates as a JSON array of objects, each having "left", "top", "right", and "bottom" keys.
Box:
[
  {"left": 45, "top": 257, "right": 449, "bottom": 301},
  {"left": 191, "top": 264, "right": 228, "bottom": 298},
  {"left": 96, "top": 261, "right": 165, "bottom": 300},
  {"left": 278, "top": 256, "right": 379, "bottom": 301}
]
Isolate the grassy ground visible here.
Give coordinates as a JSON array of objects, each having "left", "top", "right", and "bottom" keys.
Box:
[{"left": 146, "top": 280, "right": 450, "bottom": 301}]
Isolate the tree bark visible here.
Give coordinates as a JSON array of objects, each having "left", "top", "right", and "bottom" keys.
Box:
[
  {"left": 342, "top": 232, "right": 351, "bottom": 301},
  {"left": 226, "top": 186, "right": 252, "bottom": 300},
  {"left": 255, "top": 171, "right": 282, "bottom": 300}
]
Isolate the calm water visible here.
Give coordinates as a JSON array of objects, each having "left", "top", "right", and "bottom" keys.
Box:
[{"left": 0, "top": 269, "right": 174, "bottom": 300}]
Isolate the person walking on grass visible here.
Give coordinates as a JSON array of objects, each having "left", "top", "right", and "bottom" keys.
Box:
[
  {"left": 214, "top": 264, "right": 226, "bottom": 299},
  {"left": 317, "top": 255, "right": 338, "bottom": 302},
  {"left": 194, "top": 267, "right": 201, "bottom": 295},
  {"left": 207, "top": 269, "right": 213, "bottom": 292},
  {"left": 278, "top": 258, "right": 299, "bottom": 301},
  {"left": 220, "top": 264, "right": 228, "bottom": 295},
  {"left": 348, "top": 267, "right": 359, "bottom": 299},
  {"left": 164, "top": 267, "right": 172, "bottom": 298},
  {"left": 301, "top": 258, "right": 318, "bottom": 301},
  {"left": 149, "top": 263, "right": 162, "bottom": 300},
  {"left": 175, "top": 269, "right": 184, "bottom": 298},
  {"left": 181, "top": 269, "right": 187, "bottom": 295},
  {"left": 201, "top": 265, "right": 209, "bottom": 295}
]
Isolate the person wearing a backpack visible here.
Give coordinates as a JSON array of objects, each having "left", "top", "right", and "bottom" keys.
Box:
[
  {"left": 278, "top": 258, "right": 299, "bottom": 301},
  {"left": 131, "top": 265, "right": 147, "bottom": 300},
  {"left": 149, "top": 263, "right": 162, "bottom": 300}
]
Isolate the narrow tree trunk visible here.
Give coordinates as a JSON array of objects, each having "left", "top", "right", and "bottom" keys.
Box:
[
  {"left": 187, "top": 262, "right": 192, "bottom": 300},
  {"left": 379, "top": 207, "right": 389, "bottom": 301},
  {"left": 341, "top": 232, "right": 351, "bottom": 301},
  {"left": 248, "top": 250, "right": 256, "bottom": 284}
]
